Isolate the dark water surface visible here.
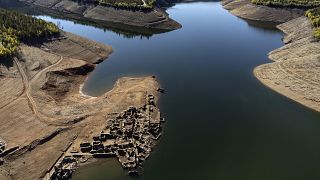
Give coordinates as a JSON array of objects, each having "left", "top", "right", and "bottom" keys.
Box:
[{"left": 3, "top": 1, "right": 320, "bottom": 180}]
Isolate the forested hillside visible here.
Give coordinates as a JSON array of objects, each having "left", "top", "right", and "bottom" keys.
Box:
[{"left": 0, "top": 8, "right": 59, "bottom": 57}]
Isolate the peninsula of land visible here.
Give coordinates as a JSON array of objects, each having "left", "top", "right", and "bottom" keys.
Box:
[
  {"left": 17, "top": 0, "right": 181, "bottom": 33},
  {"left": 0, "top": 9, "right": 164, "bottom": 180},
  {"left": 222, "top": 0, "right": 320, "bottom": 112}
]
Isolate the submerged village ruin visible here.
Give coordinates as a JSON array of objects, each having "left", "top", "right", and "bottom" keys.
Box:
[
  {"left": 0, "top": 12, "right": 165, "bottom": 178},
  {"left": 49, "top": 92, "right": 165, "bottom": 179},
  {"left": 1, "top": 0, "right": 319, "bottom": 179}
]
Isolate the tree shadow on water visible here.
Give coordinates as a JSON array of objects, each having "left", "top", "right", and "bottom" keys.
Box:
[{"left": 0, "top": 56, "right": 14, "bottom": 69}]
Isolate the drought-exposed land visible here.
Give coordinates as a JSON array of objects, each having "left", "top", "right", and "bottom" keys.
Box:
[
  {"left": 222, "top": 0, "right": 304, "bottom": 23},
  {"left": 222, "top": 0, "right": 320, "bottom": 112},
  {"left": 1, "top": 1, "right": 319, "bottom": 179},
  {"left": 16, "top": 0, "right": 181, "bottom": 33},
  {"left": 0, "top": 9, "right": 164, "bottom": 180}
]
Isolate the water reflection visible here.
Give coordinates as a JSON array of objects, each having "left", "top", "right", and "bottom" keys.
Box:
[
  {"left": 2, "top": 1, "right": 320, "bottom": 180},
  {"left": 0, "top": 0, "right": 173, "bottom": 38}
]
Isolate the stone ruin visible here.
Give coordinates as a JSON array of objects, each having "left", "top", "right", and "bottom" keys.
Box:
[
  {"left": 49, "top": 93, "right": 164, "bottom": 178},
  {"left": 51, "top": 156, "right": 77, "bottom": 180},
  {"left": 79, "top": 94, "right": 164, "bottom": 176}
]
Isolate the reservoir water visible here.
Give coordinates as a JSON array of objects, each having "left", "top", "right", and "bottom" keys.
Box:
[{"left": 3, "top": 1, "right": 320, "bottom": 179}]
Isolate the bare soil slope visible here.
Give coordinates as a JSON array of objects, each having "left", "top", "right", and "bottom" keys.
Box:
[
  {"left": 254, "top": 17, "right": 320, "bottom": 112},
  {"left": 18, "top": 0, "right": 181, "bottom": 32},
  {"left": 222, "top": 0, "right": 304, "bottom": 23},
  {"left": 222, "top": 0, "right": 320, "bottom": 112},
  {"left": 0, "top": 31, "right": 160, "bottom": 179}
]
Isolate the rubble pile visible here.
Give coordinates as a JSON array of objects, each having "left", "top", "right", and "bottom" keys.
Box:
[
  {"left": 49, "top": 93, "right": 164, "bottom": 178},
  {"left": 80, "top": 94, "right": 163, "bottom": 176},
  {"left": 51, "top": 156, "right": 77, "bottom": 180}
]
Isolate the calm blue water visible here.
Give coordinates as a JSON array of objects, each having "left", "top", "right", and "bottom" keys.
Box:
[{"left": 13, "top": 2, "right": 320, "bottom": 180}]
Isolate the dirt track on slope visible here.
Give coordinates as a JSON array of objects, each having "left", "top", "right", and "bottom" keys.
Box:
[{"left": 0, "top": 31, "right": 161, "bottom": 180}]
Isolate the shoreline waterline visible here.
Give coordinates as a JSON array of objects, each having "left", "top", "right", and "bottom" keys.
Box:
[
  {"left": 71, "top": 3, "right": 320, "bottom": 180},
  {"left": 79, "top": 83, "right": 97, "bottom": 99},
  {"left": 3, "top": 2, "right": 317, "bottom": 179},
  {"left": 222, "top": 0, "right": 320, "bottom": 113}
]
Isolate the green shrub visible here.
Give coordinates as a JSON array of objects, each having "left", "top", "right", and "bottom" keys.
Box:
[
  {"left": 0, "top": 8, "right": 59, "bottom": 57},
  {"left": 306, "top": 8, "right": 320, "bottom": 26},
  {"left": 98, "top": 0, "right": 154, "bottom": 9},
  {"left": 305, "top": 8, "right": 320, "bottom": 39},
  {"left": 0, "top": 28, "right": 19, "bottom": 56},
  {"left": 314, "top": 28, "right": 320, "bottom": 38},
  {"left": 251, "top": 1, "right": 320, "bottom": 40}
]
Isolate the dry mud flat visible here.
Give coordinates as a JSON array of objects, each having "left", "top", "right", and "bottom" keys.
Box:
[
  {"left": 0, "top": 31, "right": 162, "bottom": 179},
  {"left": 18, "top": 0, "right": 181, "bottom": 32},
  {"left": 222, "top": 0, "right": 320, "bottom": 112}
]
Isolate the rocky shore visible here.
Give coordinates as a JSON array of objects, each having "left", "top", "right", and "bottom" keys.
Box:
[
  {"left": 0, "top": 29, "right": 162, "bottom": 179},
  {"left": 222, "top": 0, "right": 320, "bottom": 112},
  {"left": 50, "top": 93, "right": 164, "bottom": 179},
  {"left": 17, "top": 0, "right": 181, "bottom": 33}
]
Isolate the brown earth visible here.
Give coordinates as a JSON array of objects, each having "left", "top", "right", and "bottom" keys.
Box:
[
  {"left": 0, "top": 31, "right": 160, "bottom": 179},
  {"left": 254, "top": 17, "right": 320, "bottom": 112},
  {"left": 222, "top": 0, "right": 320, "bottom": 112},
  {"left": 17, "top": 0, "right": 181, "bottom": 32},
  {"left": 222, "top": 0, "right": 304, "bottom": 23}
]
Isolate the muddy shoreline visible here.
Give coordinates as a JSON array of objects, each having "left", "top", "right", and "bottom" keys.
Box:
[
  {"left": 222, "top": 0, "right": 320, "bottom": 112},
  {"left": 0, "top": 30, "right": 163, "bottom": 179}
]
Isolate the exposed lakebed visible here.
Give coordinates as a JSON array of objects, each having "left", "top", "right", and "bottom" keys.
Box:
[{"left": 4, "top": 1, "right": 320, "bottom": 180}]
